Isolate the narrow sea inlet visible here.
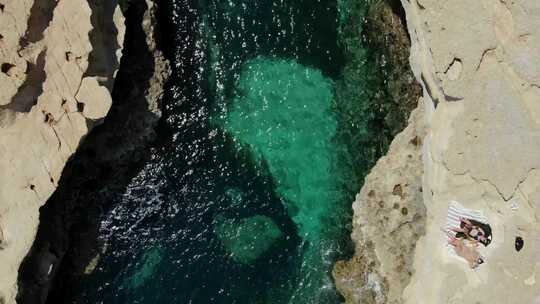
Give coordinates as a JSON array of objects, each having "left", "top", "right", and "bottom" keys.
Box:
[{"left": 71, "top": 0, "right": 388, "bottom": 303}]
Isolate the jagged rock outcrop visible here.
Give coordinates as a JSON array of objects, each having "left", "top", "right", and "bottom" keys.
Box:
[
  {"left": 335, "top": 0, "right": 540, "bottom": 303},
  {"left": 0, "top": 1, "right": 125, "bottom": 303},
  {"left": 333, "top": 0, "right": 425, "bottom": 300},
  {"left": 334, "top": 101, "right": 426, "bottom": 304},
  {"left": 363, "top": 0, "right": 421, "bottom": 136}
]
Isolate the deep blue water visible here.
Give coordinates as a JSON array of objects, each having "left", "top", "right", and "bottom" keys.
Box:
[{"left": 70, "top": 0, "right": 384, "bottom": 303}]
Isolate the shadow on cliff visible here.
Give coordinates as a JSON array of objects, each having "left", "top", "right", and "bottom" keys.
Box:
[{"left": 16, "top": 0, "right": 172, "bottom": 303}]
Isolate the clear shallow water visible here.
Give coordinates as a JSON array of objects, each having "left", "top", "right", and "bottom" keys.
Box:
[{"left": 71, "top": 0, "right": 384, "bottom": 303}]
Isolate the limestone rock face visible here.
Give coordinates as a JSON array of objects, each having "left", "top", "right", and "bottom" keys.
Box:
[
  {"left": 0, "top": 1, "right": 125, "bottom": 303},
  {"left": 15, "top": 0, "right": 170, "bottom": 302},
  {"left": 334, "top": 100, "right": 427, "bottom": 304},
  {"left": 336, "top": 0, "right": 540, "bottom": 303},
  {"left": 404, "top": 0, "right": 540, "bottom": 303}
]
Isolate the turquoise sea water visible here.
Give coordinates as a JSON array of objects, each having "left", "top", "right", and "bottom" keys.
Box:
[{"left": 69, "top": 0, "right": 390, "bottom": 303}]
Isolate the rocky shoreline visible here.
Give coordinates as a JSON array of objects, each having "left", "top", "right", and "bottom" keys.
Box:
[
  {"left": 333, "top": 0, "right": 424, "bottom": 302},
  {"left": 16, "top": 0, "right": 170, "bottom": 303},
  {"left": 0, "top": 0, "right": 170, "bottom": 303},
  {"left": 3, "top": 0, "right": 539, "bottom": 303},
  {"left": 0, "top": 0, "right": 126, "bottom": 302},
  {"left": 2, "top": 0, "right": 416, "bottom": 302},
  {"left": 335, "top": 0, "right": 540, "bottom": 303}
]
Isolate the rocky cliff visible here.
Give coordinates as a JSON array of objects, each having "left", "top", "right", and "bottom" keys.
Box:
[
  {"left": 0, "top": 0, "right": 169, "bottom": 303},
  {"left": 335, "top": 0, "right": 540, "bottom": 303},
  {"left": 0, "top": 1, "right": 124, "bottom": 302},
  {"left": 16, "top": 0, "right": 170, "bottom": 302}
]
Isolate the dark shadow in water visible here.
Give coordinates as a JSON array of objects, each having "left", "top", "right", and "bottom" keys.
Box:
[{"left": 73, "top": 127, "right": 303, "bottom": 303}]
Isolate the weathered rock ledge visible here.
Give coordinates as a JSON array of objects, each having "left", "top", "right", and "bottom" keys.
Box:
[{"left": 335, "top": 0, "right": 540, "bottom": 303}]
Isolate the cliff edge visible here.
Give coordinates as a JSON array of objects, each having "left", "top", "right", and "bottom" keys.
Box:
[
  {"left": 335, "top": 0, "right": 540, "bottom": 303},
  {"left": 0, "top": 1, "right": 125, "bottom": 302},
  {"left": 15, "top": 0, "right": 170, "bottom": 302}
]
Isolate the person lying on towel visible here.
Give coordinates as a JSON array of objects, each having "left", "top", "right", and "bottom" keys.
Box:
[{"left": 452, "top": 217, "right": 492, "bottom": 247}]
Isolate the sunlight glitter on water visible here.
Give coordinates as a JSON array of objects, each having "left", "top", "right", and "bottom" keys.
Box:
[{"left": 71, "top": 0, "right": 384, "bottom": 303}]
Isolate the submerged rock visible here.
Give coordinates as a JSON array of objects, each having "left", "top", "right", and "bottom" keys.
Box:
[
  {"left": 128, "top": 247, "right": 163, "bottom": 289},
  {"left": 332, "top": 0, "right": 426, "bottom": 303},
  {"left": 363, "top": 0, "right": 421, "bottom": 136},
  {"left": 224, "top": 188, "right": 246, "bottom": 209},
  {"left": 213, "top": 215, "right": 282, "bottom": 264},
  {"left": 83, "top": 254, "right": 101, "bottom": 275}
]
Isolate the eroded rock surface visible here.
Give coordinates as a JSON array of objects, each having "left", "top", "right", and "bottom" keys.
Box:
[
  {"left": 0, "top": 1, "right": 125, "bottom": 303},
  {"left": 333, "top": 100, "right": 426, "bottom": 304},
  {"left": 363, "top": 0, "right": 421, "bottom": 136},
  {"left": 333, "top": 0, "right": 425, "bottom": 301},
  {"left": 336, "top": 0, "right": 540, "bottom": 303},
  {"left": 14, "top": 0, "right": 170, "bottom": 303}
]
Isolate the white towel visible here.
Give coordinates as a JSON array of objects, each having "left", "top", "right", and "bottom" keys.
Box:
[{"left": 446, "top": 200, "right": 488, "bottom": 231}]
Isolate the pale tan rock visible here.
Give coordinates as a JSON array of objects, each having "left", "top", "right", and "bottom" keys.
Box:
[
  {"left": 338, "top": 0, "right": 540, "bottom": 303},
  {"left": 0, "top": 221, "right": 5, "bottom": 250},
  {"left": 83, "top": 253, "right": 100, "bottom": 275},
  {"left": 0, "top": 0, "right": 125, "bottom": 303},
  {"left": 402, "top": 0, "right": 540, "bottom": 303},
  {"left": 76, "top": 77, "right": 113, "bottom": 120},
  {"left": 334, "top": 100, "right": 427, "bottom": 304}
]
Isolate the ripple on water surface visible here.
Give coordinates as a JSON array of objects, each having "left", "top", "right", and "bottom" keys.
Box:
[{"left": 71, "top": 0, "right": 378, "bottom": 303}]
